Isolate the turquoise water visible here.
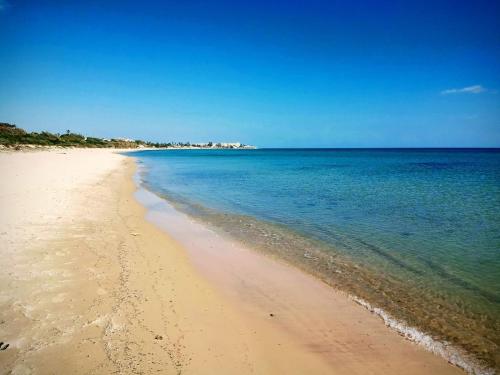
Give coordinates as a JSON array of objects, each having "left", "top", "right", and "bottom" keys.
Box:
[{"left": 134, "top": 148, "right": 500, "bottom": 370}]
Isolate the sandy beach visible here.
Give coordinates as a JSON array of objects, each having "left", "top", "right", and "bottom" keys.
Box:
[{"left": 0, "top": 149, "right": 463, "bottom": 374}]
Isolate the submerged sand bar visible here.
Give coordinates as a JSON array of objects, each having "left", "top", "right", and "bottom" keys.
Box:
[{"left": 0, "top": 149, "right": 462, "bottom": 374}]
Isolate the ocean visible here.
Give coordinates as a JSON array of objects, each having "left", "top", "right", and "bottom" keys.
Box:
[{"left": 132, "top": 148, "right": 500, "bottom": 371}]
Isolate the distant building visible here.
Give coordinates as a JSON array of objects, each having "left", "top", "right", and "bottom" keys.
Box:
[
  {"left": 220, "top": 142, "right": 242, "bottom": 148},
  {"left": 187, "top": 142, "right": 256, "bottom": 149}
]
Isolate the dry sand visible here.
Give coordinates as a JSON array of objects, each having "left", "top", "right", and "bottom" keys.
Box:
[{"left": 0, "top": 149, "right": 463, "bottom": 374}]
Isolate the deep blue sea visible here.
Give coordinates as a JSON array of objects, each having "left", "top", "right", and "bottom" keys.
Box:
[{"left": 134, "top": 148, "right": 500, "bottom": 370}]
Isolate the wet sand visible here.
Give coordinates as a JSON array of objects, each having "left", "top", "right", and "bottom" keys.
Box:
[{"left": 0, "top": 149, "right": 462, "bottom": 374}]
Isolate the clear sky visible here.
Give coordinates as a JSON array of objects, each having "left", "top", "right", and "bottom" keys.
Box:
[{"left": 0, "top": 0, "right": 499, "bottom": 147}]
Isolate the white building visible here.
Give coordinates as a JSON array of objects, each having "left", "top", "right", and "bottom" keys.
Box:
[{"left": 220, "top": 142, "right": 242, "bottom": 148}]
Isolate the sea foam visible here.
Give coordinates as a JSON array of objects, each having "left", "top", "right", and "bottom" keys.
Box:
[{"left": 350, "top": 296, "right": 494, "bottom": 375}]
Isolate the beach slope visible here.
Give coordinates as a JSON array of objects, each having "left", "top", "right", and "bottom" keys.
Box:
[{"left": 0, "top": 149, "right": 462, "bottom": 374}]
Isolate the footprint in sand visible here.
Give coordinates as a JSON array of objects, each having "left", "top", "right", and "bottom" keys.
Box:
[{"left": 0, "top": 342, "right": 9, "bottom": 351}]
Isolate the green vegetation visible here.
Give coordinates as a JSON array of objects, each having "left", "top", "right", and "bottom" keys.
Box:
[
  {"left": 0, "top": 122, "right": 256, "bottom": 149},
  {"left": 0, "top": 123, "right": 164, "bottom": 149}
]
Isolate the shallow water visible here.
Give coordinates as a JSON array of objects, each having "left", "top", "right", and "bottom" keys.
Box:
[{"left": 133, "top": 148, "right": 500, "bottom": 371}]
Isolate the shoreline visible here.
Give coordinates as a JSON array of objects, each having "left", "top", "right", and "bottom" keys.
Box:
[
  {"left": 0, "top": 148, "right": 465, "bottom": 374},
  {"left": 132, "top": 157, "right": 467, "bottom": 374},
  {"left": 133, "top": 152, "right": 495, "bottom": 375}
]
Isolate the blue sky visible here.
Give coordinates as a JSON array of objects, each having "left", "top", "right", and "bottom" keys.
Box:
[{"left": 0, "top": 0, "right": 499, "bottom": 147}]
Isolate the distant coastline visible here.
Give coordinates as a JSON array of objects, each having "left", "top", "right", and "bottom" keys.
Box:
[{"left": 0, "top": 123, "right": 256, "bottom": 150}]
